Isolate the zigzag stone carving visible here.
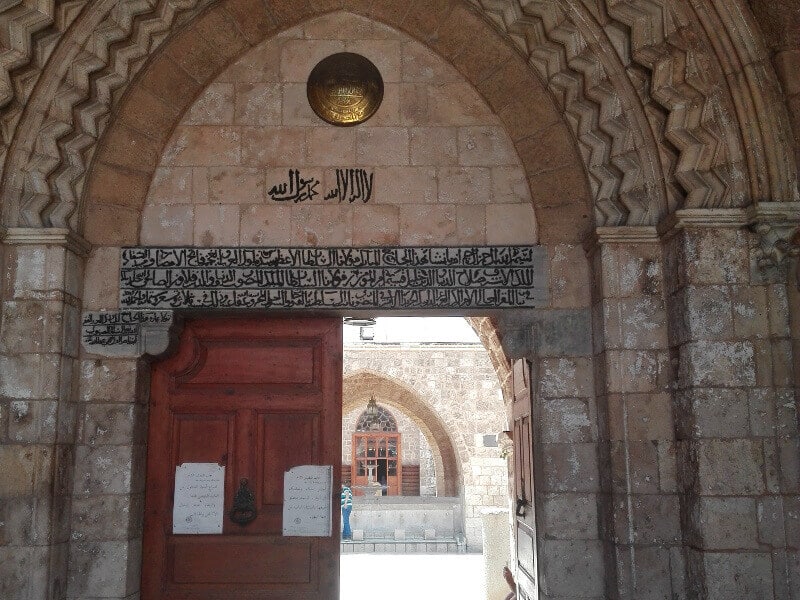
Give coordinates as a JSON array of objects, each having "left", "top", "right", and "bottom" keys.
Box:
[
  {"left": 474, "top": 0, "right": 797, "bottom": 212},
  {"left": 0, "top": 1, "right": 88, "bottom": 173},
  {"left": 0, "top": 0, "right": 796, "bottom": 231},
  {"left": 11, "top": 0, "right": 212, "bottom": 228},
  {"left": 471, "top": 0, "right": 664, "bottom": 226},
  {"left": 604, "top": 0, "right": 739, "bottom": 209}
]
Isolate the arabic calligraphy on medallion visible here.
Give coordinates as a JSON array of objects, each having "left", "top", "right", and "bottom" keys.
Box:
[{"left": 307, "top": 53, "right": 383, "bottom": 126}]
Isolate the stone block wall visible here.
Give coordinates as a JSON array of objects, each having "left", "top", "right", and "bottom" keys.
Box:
[
  {"left": 589, "top": 230, "right": 682, "bottom": 599},
  {"left": 68, "top": 358, "right": 147, "bottom": 599},
  {"left": 662, "top": 224, "right": 800, "bottom": 600},
  {"left": 136, "top": 12, "right": 536, "bottom": 250},
  {"left": 0, "top": 236, "right": 86, "bottom": 600},
  {"left": 2, "top": 228, "right": 798, "bottom": 599}
]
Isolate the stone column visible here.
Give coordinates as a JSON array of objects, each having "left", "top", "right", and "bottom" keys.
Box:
[
  {"left": 497, "top": 243, "right": 606, "bottom": 599},
  {"left": 661, "top": 208, "right": 800, "bottom": 599},
  {"left": 0, "top": 228, "right": 88, "bottom": 600},
  {"left": 67, "top": 243, "right": 170, "bottom": 599},
  {"left": 531, "top": 308, "right": 605, "bottom": 599},
  {"left": 67, "top": 355, "right": 149, "bottom": 600},
  {"left": 587, "top": 227, "right": 683, "bottom": 599}
]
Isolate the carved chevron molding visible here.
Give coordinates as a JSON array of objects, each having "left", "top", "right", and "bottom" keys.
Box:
[
  {"left": 606, "top": 0, "right": 797, "bottom": 206},
  {"left": 0, "top": 0, "right": 796, "bottom": 231},
  {"left": 11, "top": 0, "right": 213, "bottom": 228},
  {"left": 470, "top": 0, "right": 663, "bottom": 226},
  {"left": 605, "top": 0, "right": 741, "bottom": 210},
  {"left": 0, "top": 1, "right": 55, "bottom": 109},
  {"left": 0, "top": 1, "right": 88, "bottom": 168},
  {"left": 476, "top": 0, "right": 797, "bottom": 215}
]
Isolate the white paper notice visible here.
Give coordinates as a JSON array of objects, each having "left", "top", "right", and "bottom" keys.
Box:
[
  {"left": 282, "top": 465, "right": 333, "bottom": 537},
  {"left": 172, "top": 463, "right": 225, "bottom": 535}
]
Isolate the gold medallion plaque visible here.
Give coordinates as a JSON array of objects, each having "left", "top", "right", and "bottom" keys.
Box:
[{"left": 307, "top": 53, "right": 384, "bottom": 126}]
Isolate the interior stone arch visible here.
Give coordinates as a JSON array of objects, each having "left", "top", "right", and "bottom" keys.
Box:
[
  {"left": 343, "top": 371, "right": 461, "bottom": 498},
  {"left": 78, "top": 5, "right": 594, "bottom": 248}
]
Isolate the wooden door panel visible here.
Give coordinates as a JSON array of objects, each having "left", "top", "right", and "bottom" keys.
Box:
[
  {"left": 258, "top": 412, "right": 319, "bottom": 533},
  {"left": 260, "top": 413, "right": 318, "bottom": 504},
  {"left": 174, "top": 414, "right": 234, "bottom": 466},
  {"left": 142, "top": 317, "right": 342, "bottom": 600},
  {"left": 169, "top": 540, "right": 313, "bottom": 584},
  {"left": 512, "top": 358, "right": 538, "bottom": 600},
  {"left": 185, "top": 343, "right": 316, "bottom": 386}
]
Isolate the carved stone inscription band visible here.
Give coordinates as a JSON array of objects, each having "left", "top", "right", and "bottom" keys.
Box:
[
  {"left": 82, "top": 245, "right": 547, "bottom": 356},
  {"left": 119, "top": 246, "right": 547, "bottom": 310}
]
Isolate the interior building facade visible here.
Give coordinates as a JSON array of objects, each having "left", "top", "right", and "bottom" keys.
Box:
[
  {"left": 0, "top": 1, "right": 799, "bottom": 599},
  {"left": 341, "top": 333, "right": 509, "bottom": 551}
]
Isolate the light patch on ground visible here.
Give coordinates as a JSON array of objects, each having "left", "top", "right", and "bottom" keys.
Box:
[{"left": 341, "top": 554, "right": 486, "bottom": 599}]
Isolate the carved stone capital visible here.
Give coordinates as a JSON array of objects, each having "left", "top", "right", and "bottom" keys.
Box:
[
  {"left": 745, "top": 202, "right": 800, "bottom": 269},
  {"left": 656, "top": 208, "right": 748, "bottom": 240},
  {"left": 2, "top": 226, "right": 91, "bottom": 257},
  {"left": 583, "top": 226, "right": 660, "bottom": 256},
  {"left": 82, "top": 310, "right": 178, "bottom": 358}
]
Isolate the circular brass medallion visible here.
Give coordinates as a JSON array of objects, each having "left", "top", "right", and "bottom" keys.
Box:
[{"left": 307, "top": 53, "right": 384, "bottom": 126}]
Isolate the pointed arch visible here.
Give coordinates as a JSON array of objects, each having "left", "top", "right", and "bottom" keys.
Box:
[{"left": 343, "top": 370, "right": 461, "bottom": 496}]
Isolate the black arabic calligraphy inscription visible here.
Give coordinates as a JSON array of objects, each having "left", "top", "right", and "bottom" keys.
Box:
[{"left": 267, "top": 169, "right": 374, "bottom": 204}]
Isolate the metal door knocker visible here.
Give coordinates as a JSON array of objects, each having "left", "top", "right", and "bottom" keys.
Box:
[{"left": 229, "top": 478, "right": 257, "bottom": 526}]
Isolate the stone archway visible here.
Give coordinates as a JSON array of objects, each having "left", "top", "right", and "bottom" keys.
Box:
[
  {"left": 1, "top": 2, "right": 800, "bottom": 600},
  {"left": 2, "top": 1, "right": 796, "bottom": 235},
  {"left": 344, "top": 371, "right": 462, "bottom": 497}
]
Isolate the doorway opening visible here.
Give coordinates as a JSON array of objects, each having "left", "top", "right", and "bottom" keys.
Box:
[
  {"left": 140, "top": 314, "right": 527, "bottom": 600},
  {"left": 339, "top": 316, "right": 515, "bottom": 599},
  {"left": 351, "top": 431, "right": 401, "bottom": 497}
]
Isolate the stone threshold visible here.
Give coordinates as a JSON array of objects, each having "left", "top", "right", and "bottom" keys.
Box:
[{"left": 341, "top": 539, "right": 465, "bottom": 554}]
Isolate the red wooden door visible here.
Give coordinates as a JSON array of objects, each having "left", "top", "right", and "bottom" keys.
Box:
[
  {"left": 512, "top": 358, "right": 537, "bottom": 599},
  {"left": 141, "top": 317, "right": 342, "bottom": 600}
]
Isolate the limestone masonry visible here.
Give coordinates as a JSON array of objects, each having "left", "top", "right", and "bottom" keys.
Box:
[{"left": 1, "top": 2, "right": 799, "bottom": 600}]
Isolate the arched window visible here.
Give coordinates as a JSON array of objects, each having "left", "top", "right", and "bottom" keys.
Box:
[
  {"left": 355, "top": 403, "right": 397, "bottom": 432},
  {"left": 352, "top": 401, "right": 402, "bottom": 495}
]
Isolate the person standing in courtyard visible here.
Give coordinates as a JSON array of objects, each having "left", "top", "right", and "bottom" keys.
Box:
[{"left": 341, "top": 484, "right": 353, "bottom": 539}]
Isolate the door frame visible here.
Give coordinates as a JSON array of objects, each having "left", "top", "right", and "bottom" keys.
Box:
[{"left": 89, "top": 309, "right": 536, "bottom": 599}]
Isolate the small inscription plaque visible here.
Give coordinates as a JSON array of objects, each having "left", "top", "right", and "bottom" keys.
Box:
[
  {"left": 172, "top": 463, "right": 225, "bottom": 535},
  {"left": 282, "top": 465, "right": 333, "bottom": 537},
  {"left": 82, "top": 310, "right": 173, "bottom": 355}
]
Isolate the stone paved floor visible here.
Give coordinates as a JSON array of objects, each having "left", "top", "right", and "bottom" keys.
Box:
[{"left": 340, "top": 554, "right": 485, "bottom": 599}]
